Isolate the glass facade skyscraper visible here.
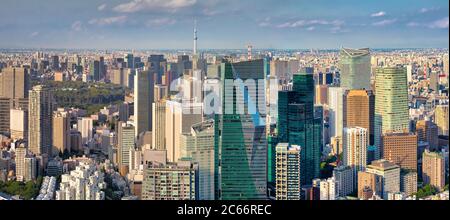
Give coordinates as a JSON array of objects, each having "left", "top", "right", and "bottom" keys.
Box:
[
  {"left": 339, "top": 48, "right": 371, "bottom": 90},
  {"left": 214, "top": 59, "right": 267, "bottom": 200},
  {"left": 374, "top": 67, "right": 409, "bottom": 159},
  {"left": 277, "top": 73, "right": 322, "bottom": 187}
]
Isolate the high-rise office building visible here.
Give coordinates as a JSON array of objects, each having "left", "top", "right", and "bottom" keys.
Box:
[
  {"left": 0, "top": 98, "right": 11, "bottom": 134},
  {"left": 117, "top": 122, "right": 135, "bottom": 173},
  {"left": 148, "top": 55, "right": 166, "bottom": 84},
  {"left": 400, "top": 171, "right": 417, "bottom": 196},
  {"left": 152, "top": 100, "right": 166, "bottom": 150},
  {"left": 89, "top": 60, "right": 100, "bottom": 81},
  {"left": 10, "top": 108, "right": 27, "bottom": 140},
  {"left": 166, "top": 101, "right": 203, "bottom": 163},
  {"left": 357, "top": 171, "right": 378, "bottom": 199},
  {"left": 0, "top": 67, "right": 30, "bottom": 105},
  {"left": 422, "top": 150, "right": 445, "bottom": 191},
  {"left": 339, "top": 48, "right": 371, "bottom": 90},
  {"left": 365, "top": 159, "right": 401, "bottom": 199},
  {"left": 319, "top": 177, "right": 337, "bottom": 200},
  {"left": 28, "top": 85, "right": 54, "bottom": 156},
  {"left": 142, "top": 160, "right": 197, "bottom": 200},
  {"left": 278, "top": 73, "right": 322, "bottom": 187},
  {"left": 382, "top": 132, "right": 417, "bottom": 171},
  {"left": 125, "top": 54, "right": 134, "bottom": 69},
  {"left": 435, "top": 105, "right": 449, "bottom": 136},
  {"left": 134, "top": 70, "right": 154, "bottom": 137},
  {"left": 15, "top": 145, "right": 27, "bottom": 182},
  {"left": 333, "top": 165, "right": 354, "bottom": 198},
  {"left": 53, "top": 111, "right": 71, "bottom": 156},
  {"left": 328, "top": 87, "right": 345, "bottom": 141},
  {"left": 215, "top": 59, "right": 267, "bottom": 200},
  {"left": 374, "top": 67, "right": 409, "bottom": 159},
  {"left": 275, "top": 143, "right": 301, "bottom": 200},
  {"left": 180, "top": 120, "right": 215, "bottom": 200},
  {"left": 77, "top": 117, "right": 93, "bottom": 146},
  {"left": 343, "top": 89, "right": 375, "bottom": 145},
  {"left": 343, "top": 127, "right": 368, "bottom": 188},
  {"left": 416, "top": 120, "right": 439, "bottom": 150}
]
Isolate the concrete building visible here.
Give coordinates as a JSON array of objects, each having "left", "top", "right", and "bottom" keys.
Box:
[
  {"left": 152, "top": 100, "right": 166, "bottom": 150},
  {"left": 365, "top": 159, "right": 401, "bottom": 199},
  {"left": 382, "top": 132, "right": 418, "bottom": 171},
  {"left": 333, "top": 165, "right": 354, "bottom": 197},
  {"left": 339, "top": 48, "right": 371, "bottom": 90},
  {"left": 0, "top": 67, "right": 29, "bottom": 107},
  {"left": 117, "top": 122, "right": 135, "bottom": 174},
  {"left": 319, "top": 177, "right": 337, "bottom": 200},
  {"left": 400, "top": 171, "right": 417, "bottom": 196},
  {"left": 53, "top": 111, "right": 71, "bottom": 156},
  {"left": 275, "top": 143, "right": 301, "bottom": 200},
  {"left": 141, "top": 160, "right": 197, "bottom": 200},
  {"left": 29, "top": 85, "right": 54, "bottom": 156},
  {"left": 343, "top": 127, "right": 368, "bottom": 187},
  {"left": 10, "top": 108, "right": 27, "bottom": 140},
  {"left": 343, "top": 89, "right": 374, "bottom": 145},
  {"left": 422, "top": 150, "right": 445, "bottom": 191},
  {"left": 416, "top": 120, "right": 439, "bottom": 150},
  {"left": 77, "top": 117, "right": 93, "bottom": 146},
  {"left": 134, "top": 70, "right": 154, "bottom": 137},
  {"left": 328, "top": 87, "right": 345, "bottom": 141},
  {"left": 357, "top": 171, "right": 378, "bottom": 199}
]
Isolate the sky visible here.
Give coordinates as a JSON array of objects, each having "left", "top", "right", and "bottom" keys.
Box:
[{"left": 0, "top": 0, "right": 448, "bottom": 49}]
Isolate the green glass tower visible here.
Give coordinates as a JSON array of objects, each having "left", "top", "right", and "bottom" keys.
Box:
[
  {"left": 277, "top": 73, "right": 322, "bottom": 187},
  {"left": 374, "top": 67, "right": 409, "bottom": 159},
  {"left": 339, "top": 48, "right": 371, "bottom": 90},
  {"left": 214, "top": 59, "right": 267, "bottom": 200}
]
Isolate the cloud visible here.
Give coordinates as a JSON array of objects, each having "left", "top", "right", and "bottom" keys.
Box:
[
  {"left": 71, "top": 21, "right": 83, "bottom": 31},
  {"left": 88, "top": 16, "right": 128, "bottom": 26},
  {"left": 97, "top": 4, "right": 107, "bottom": 11},
  {"left": 146, "top": 18, "right": 177, "bottom": 27},
  {"left": 428, "top": 17, "right": 449, "bottom": 29},
  {"left": 30, "top": 32, "right": 39, "bottom": 38},
  {"left": 372, "top": 19, "right": 397, "bottom": 26},
  {"left": 202, "top": 8, "right": 219, "bottom": 16},
  {"left": 306, "top": 26, "right": 315, "bottom": 31},
  {"left": 407, "top": 17, "right": 449, "bottom": 29},
  {"left": 258, "top": 22, "right": 270, "bottom": 27},
  {"left": 114, "top": 0, "right": 197, "bottom": 13},
  {"left": 276, "top": 19, "right": 344, "bottom": 28},
  {"left": 419, "top": 7, "right": 440, "bottom": 13},
  {"left": 371, "top": 11, "right": 386, "bottom": 17}
]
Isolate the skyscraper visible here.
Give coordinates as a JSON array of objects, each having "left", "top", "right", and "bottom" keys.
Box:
[
  {"left": 275, "top": 143, "right": 301, "bottom": 200},
  {"left": 10, "top": 108, "right": 27, "bottom": 140},
  {"left": 333, "top": 166, "right": 354, "bottom": 198},
  {"left": 343, "top": 89, "right": 375, "bottom": 145},
  {"left": 278, "top": 73, "right": 322, "bottom": 187},
  {"left": 374, "top": 67, "right": 409, "bottom": 159},
  {"left": 117, "top": 122, "right": 135, "bottom": 173},
  {"left": 328, "top": 87, "right": 345, "bottom": 141},
  {"left": 152, "top": 100, "right": 166, "bottom": 150},
  {"left": 0, "top": 67, "right": 30, "bottom": 107},
  {"left": 180, "top": 120, "right": 215, "bottom": 200},
  {"left": 343, "top": 127, "right": 368, "bottom": 188},
  {"left": 319, "top": 177, "right": 337, "bottom": 200},
  {"left": 52, "top": 111, "right": 71, "bottom": 156},
  {"left": 215, "top": 59, "right": 267, "bottom": 200},
  {"left": 382, "top": 132, "right": 418, "bottom": 171},
  {"left": 339, "top": 48, "right": 371, "bottom": 90},
  {"left": 134, "top": 70, "right": 154, "bottom": 137},
  {"left": 0, "top": 98, "right": 11, "bottom": 134},
  {"left": 77, "top": 117, "right": 93, "bottom": 146},
  {"left": 28, "top": 85, "right": 54, "bottom": 156},
  {"left": 422, "top": 150, "right": 445, "bottom": 191}
]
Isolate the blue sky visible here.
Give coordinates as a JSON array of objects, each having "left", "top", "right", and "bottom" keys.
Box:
[{"left": 0, "top": 0, "right": 448, "bottom": 49}]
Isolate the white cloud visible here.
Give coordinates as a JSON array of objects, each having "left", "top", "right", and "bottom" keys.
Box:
[
  {"left": 306, "top": 26, "right": 315, "bottom": 31},
  {"left": 258, "top": 22, "right": 270, "bottom": 27},
  {"left": 202, "top": 8, "right": 218, "bottom": 16},
  {"left": 114, "top": 0, "right": 197, "bottom": 13},
  {"left": 146, "top": 18, "right": 177, "bottom": 27},
  {"left": 371, "top": 11, "right": 386, "bottom": 17},
  {"left": 419, "top": 7, "right": 440, "bottom": 13},
  {"left": 30, "top": 32, "right": 39, "bottom": 37},
  {"left": 71, "top": 21, "right": 83, "bottom": 31},
  {"left": 428, "top": 17, "right": 449, "bottom": 29},
  {"left": 276, "top": 19, "right": 344, "bottom": 28},
  {"left": 89, "top": 16, "right": 128, "bottom": 26},
  {"left": 372, "top": 19, "right": 397, "bottom": 26},
  {"left": 407, "top": 17, "right": 449, "bottom": 29},
  {"left": 97, "top": 4, "right": 107, "bottom": 11}
]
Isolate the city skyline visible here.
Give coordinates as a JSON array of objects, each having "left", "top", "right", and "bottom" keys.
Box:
[{"left": 0, "top": 0, "right": 448, "bottom": 49}]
